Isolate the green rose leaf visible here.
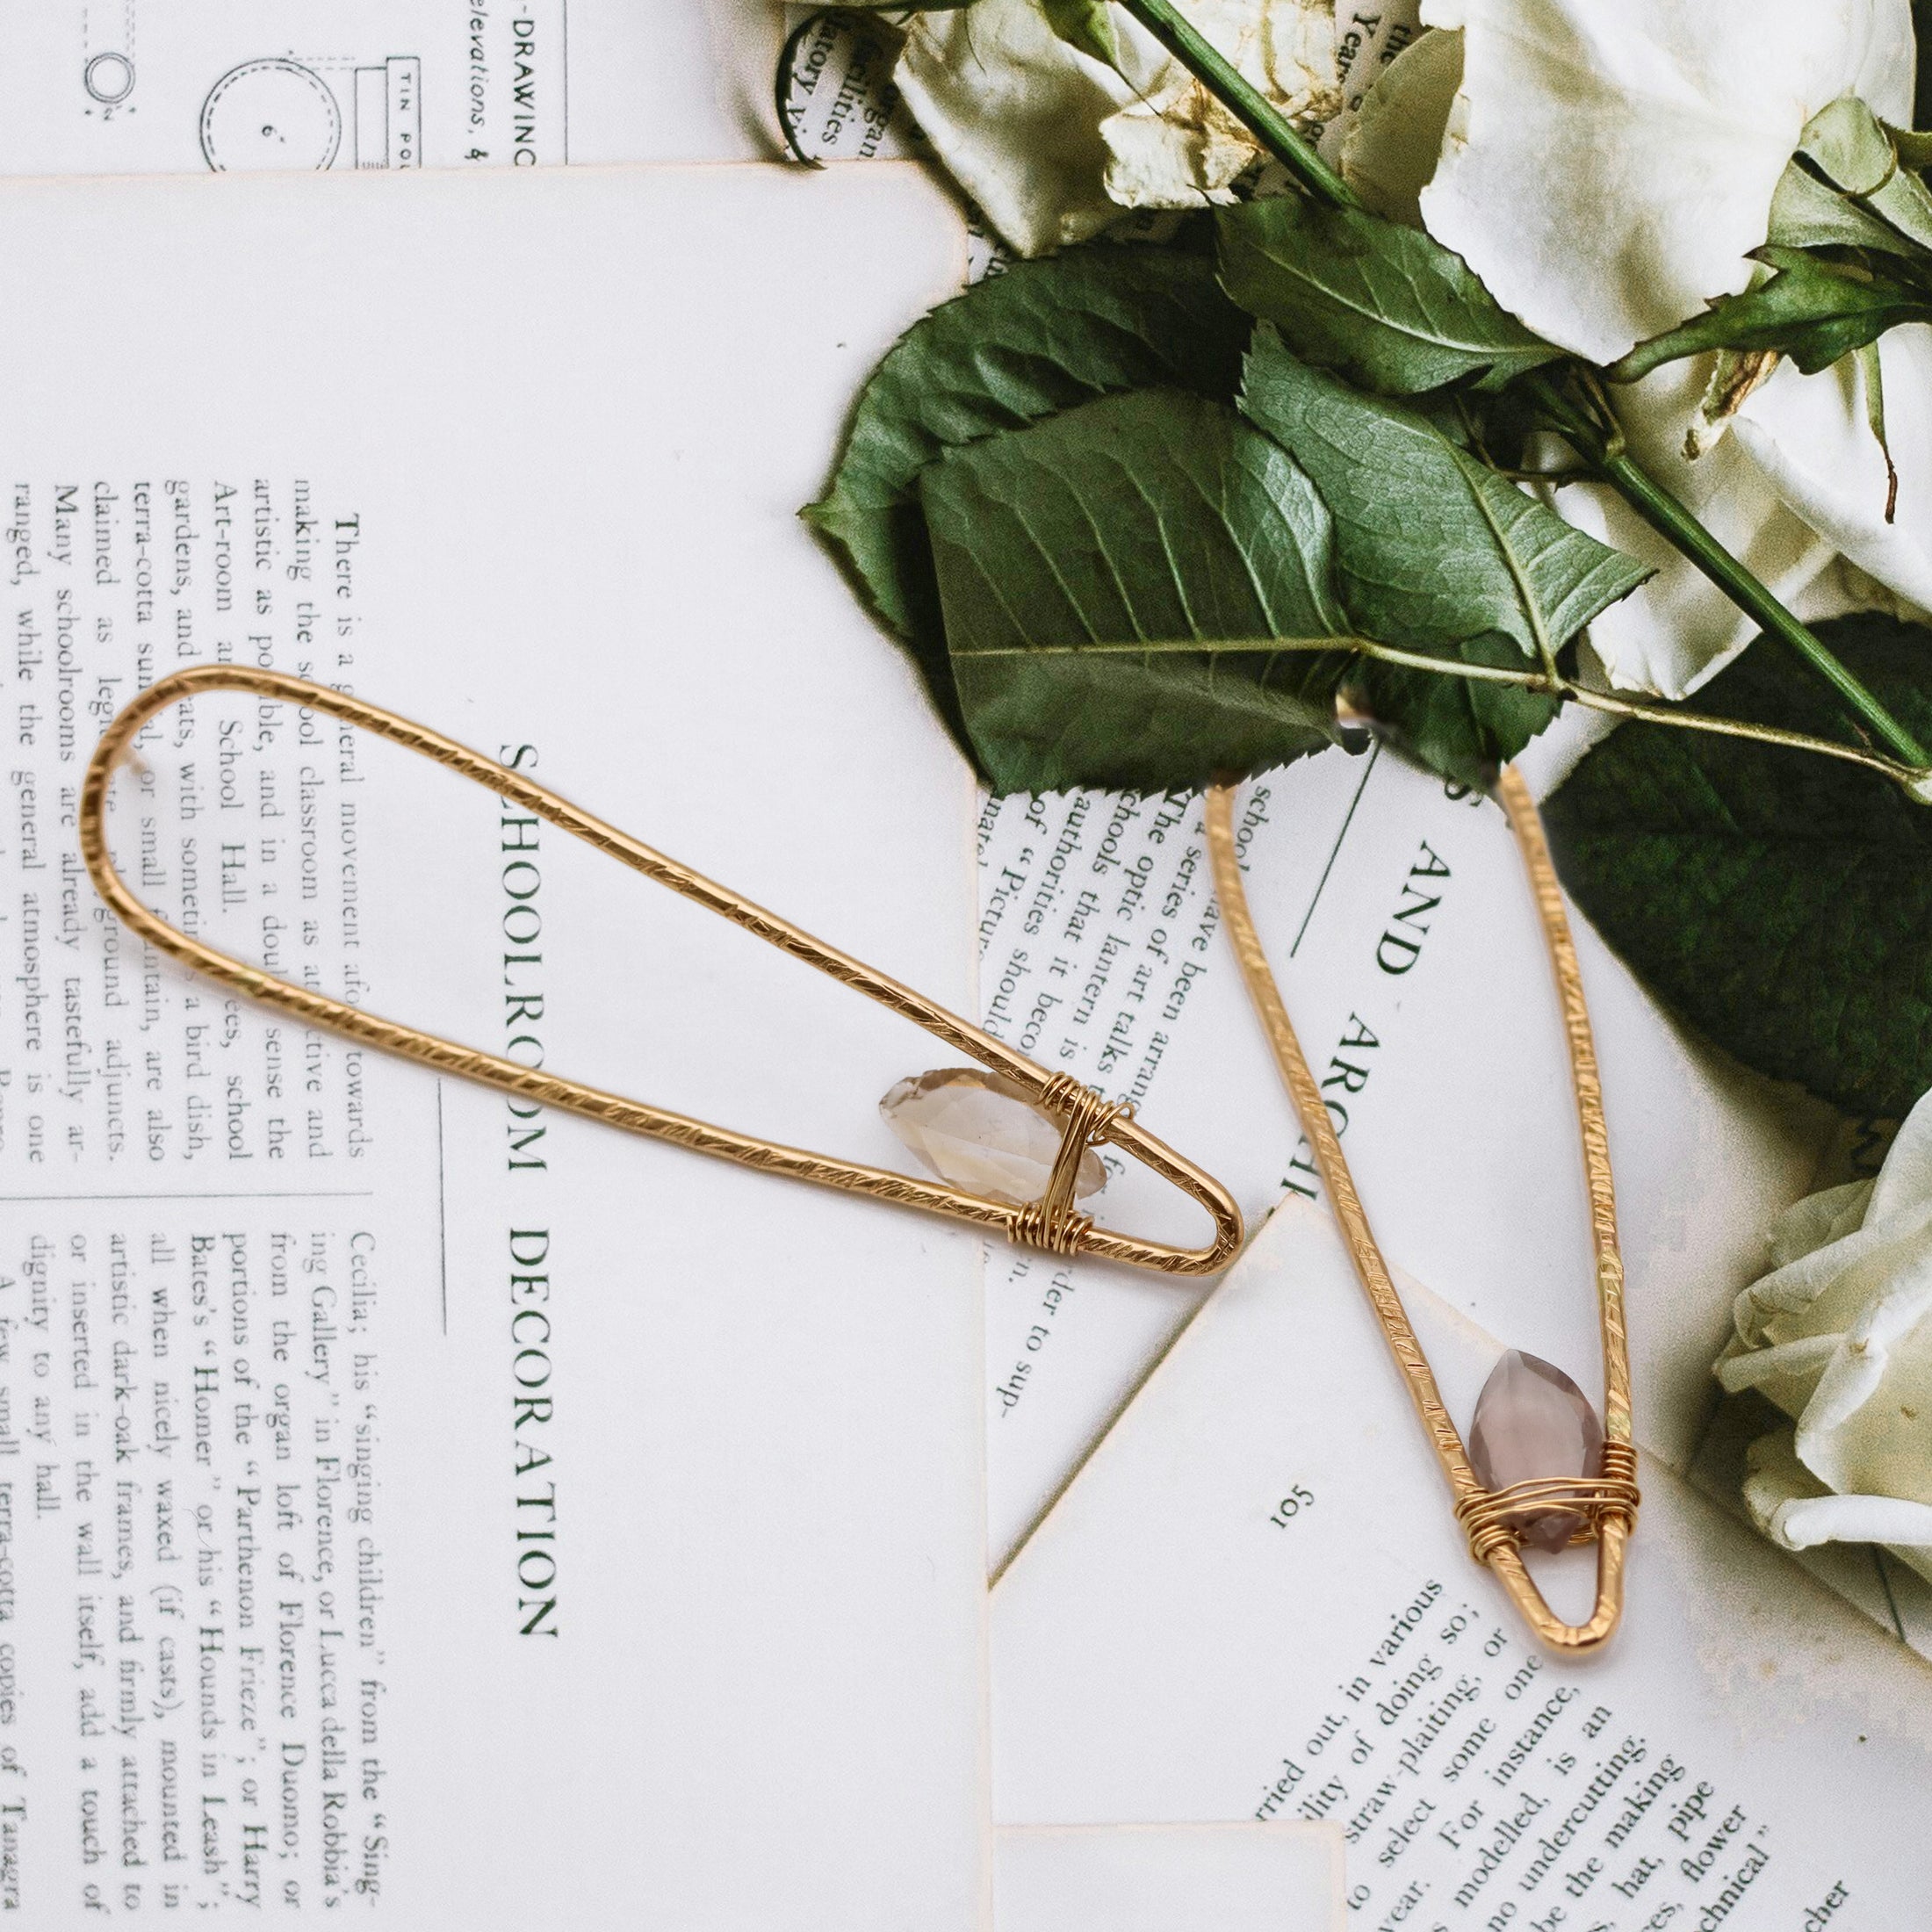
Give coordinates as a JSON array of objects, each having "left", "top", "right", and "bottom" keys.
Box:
[
  {"left": 921, "top": 386, "right": 1354, "bottom": 792},
  {"left": 1239, "top": 327, "right": 1648, "bottom": 775},
  {"left": 1544, "top": 613, "right": 1932, "bottom": 1119},
  {"left": 1608, "top": 248, "right": 1932, "bottom": 384},
  {"left": 1042, "top": 0, "right": 1120, "bottom": 65},
  {"left": 805, "top": 243, "right": 1253, "bottom": 748},
  {"left": 1348, "top": 636, "right": 1564, "bottom": 790},
  {"left": 1215, "top": 197, "right": 1565, "bottom": 396}
]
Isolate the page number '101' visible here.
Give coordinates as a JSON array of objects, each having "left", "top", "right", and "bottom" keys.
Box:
[{"left": 1270, "top": 1485, "right": 1316, "bottom": 1528}]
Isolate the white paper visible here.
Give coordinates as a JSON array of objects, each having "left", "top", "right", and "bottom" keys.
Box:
[
  {"left": 0, "top": 159, "right": 988, "bottom": 1927},
  {"left": 995, "top": 1821, "right": 1342, "bottom": 1931},
  {"left": 0, "top": 0, "right": 788, "bottom": 177},
  {"left": 994, "top": 1199, "right": 1932, "bottom": 1925}
]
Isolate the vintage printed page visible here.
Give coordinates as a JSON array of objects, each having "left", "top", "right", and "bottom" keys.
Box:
[
  {"left": 0, "top": 0, "right": 786, "bottom": 176},
  {"left": 993, "top": 1200, "right": 1932, "bottom": 1928},
  {"left": 0, "top": 161, "right": 986, "bottom": 1926},
  {"left": 995, "top": 1822, "right": 1342, "bottom": 1932}
]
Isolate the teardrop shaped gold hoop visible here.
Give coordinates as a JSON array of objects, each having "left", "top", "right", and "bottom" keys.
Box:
[
  {"left": 1205, "top": 769, "right": 1638, "bottom": 1653},
  {"left": 80, "top": 666, "right": 1242, "bottom": 1278}
]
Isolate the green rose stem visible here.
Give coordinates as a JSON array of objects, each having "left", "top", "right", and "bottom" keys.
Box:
[
  {"left": 1200, "top": 636, "right": 1928, "bottom": 792},
  {"left": 1520, "top": 369, "right": 1932, "bottom": 766},
  {"left": 1110, "top": 0, "right": 1932, "bottom": 774},
  {"left": 1105, "top": 0, "right": 1355, "bottom": 205}
]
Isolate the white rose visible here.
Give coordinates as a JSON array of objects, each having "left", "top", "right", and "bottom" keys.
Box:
[
  {"left": 1345, "top": 3, "right": 1930, "bottom": 700},
  {"left": 896, "top": 0, "right": 1339, "bottom": 256},
  {"left": 1717, "top": 1090, "right": 1932, "bottom": 1584},
  {"left": 1417, "top": 0, "right": 1912, "bottom": 366}
]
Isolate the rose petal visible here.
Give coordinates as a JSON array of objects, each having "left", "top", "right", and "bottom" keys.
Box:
[
  {"left": 1767, "top": 1178, "right": 1878, "bottom": 1272},
  {"left": 1340, "top": 24, "right": 1462, "bottom": 227},
  {"left": 1100, "top": 87, "right": 1253, "bottom": 212},
  {"left": 1744, "top": 1432, "right": 1932, "bottom": 1585},
  {"left": 1416, "top": 0, "right": 1914, "bottom": 362},
  {"left": 1733, "top": 328, "right": 1932, "bottom": 619},
  {"left": 898, "top": 0, "right": 1337, "bottom": 255},
  {"left": 1724, "top": 1089, "right": 1932, "bottom": 1572},
  {"left": 1105, "top": 0, "right": 1338, "bottom": 210},
  {"left": 1798, "top": 1262, "right": 1932, "bottom": 1498},
  {"left": 1762, "top": 1489, "right": 1932, "bottom": 1551},
  {"left": 896, "top": 0, "right": 1137, "bottom": 257},
  {"left": 1868, "top": 1081, "right": 1932, "bottom": 1222},
  {"left": 1738, "top": 1196, "right": 1932, "bottom": 1355},
  {"left": 1337, "top": 20, "right": 1835, "bottom": 700},
  {"left": 1718, "top": 1332, "right": 1842, "bottom": 1396},
  {"left": 1741, "top": 1425, "right": 1830, "bottom": 1538}
]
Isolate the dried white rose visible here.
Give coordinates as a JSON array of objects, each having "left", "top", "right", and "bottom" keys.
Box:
[
  {"left": 1343, "top": 10, "right": 1929, "bottom": 696},
  {"left": 1342, "top": 28, "right": 1842, "bottom": 696},
  {"left": 1105, "top": 0, "right": 1340, "bottom": 210},
  {"left": 1717, "top": 1090, "right": 1932, "bottom": 1585},
  {"left": 1415, "top": 0, "right": 1914, "bottom": 366},
  {"left": 896, "top": 0, "right": 1134, "bottom": 255},
  {"left": 1338, "top": 20, "right": 1460, "bottom": 229},
  {"left": 896, "top": 0, "right": 1339, "bottom": 257}
]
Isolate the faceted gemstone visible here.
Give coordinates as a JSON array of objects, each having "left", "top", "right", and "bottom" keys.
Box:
[
  {"left": 881, "top": 1068, "right": 1107, "bottom": 1207},
  {"left": 1467, "top": 1350, "right": 1604, "bottom": 1551}
]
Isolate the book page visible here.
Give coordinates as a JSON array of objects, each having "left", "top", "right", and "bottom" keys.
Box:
[
  {"left": 993, "top": 1199, "right": 1932, "bottom": 1928},
  {"left": 995, "top": 1822, "right": 1342, "bottom": 1932},
  {"left": 0, "top": 160, "right": 986, "bottom": 1927},
  {"left": 0, "top": 0, "right": 785, "bottom": 176}
]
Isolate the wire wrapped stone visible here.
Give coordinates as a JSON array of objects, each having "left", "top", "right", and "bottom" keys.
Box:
[
  {"left": 1008, "top": 1079, "right": 1133, "bottom": 1257},
  {"left": 1454, "top": 1440, "right": 1641, "bottom": 1566}
]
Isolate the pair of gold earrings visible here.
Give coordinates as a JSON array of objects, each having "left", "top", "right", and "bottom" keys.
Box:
[{"left": 81, "top": 665, "right": 1635, "bottom": 1648}]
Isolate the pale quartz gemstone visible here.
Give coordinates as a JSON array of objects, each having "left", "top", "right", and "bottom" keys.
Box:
[
  {"left": 881, "top": 1068, "right": 1107, "bottom": 1208},
  {"left": 1467, "top": 1350, "right": 1604, "bottom": 1553}
]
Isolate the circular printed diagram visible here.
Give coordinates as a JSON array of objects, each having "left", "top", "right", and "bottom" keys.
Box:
[
  {"left": 200, "top": 59, "right": 341, "bottom": 171},
  {"left": 83, "top": 52, "right": 136, "bottom": 105}
]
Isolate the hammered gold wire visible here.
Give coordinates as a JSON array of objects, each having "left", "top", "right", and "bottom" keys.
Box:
[
  {"left": 80, "top": 665, "right": 1242, "bottom": 1278},
  {"left": 1205, "top": 768, "right": 1637, "bottom": 1654}
]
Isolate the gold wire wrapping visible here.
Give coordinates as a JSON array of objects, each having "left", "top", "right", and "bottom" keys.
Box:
[
  {"left": 79, "top": 665, "right": 1243, "bottom": 1278},
  {"left": 1454, "top": 1442, "right": 1642, "bottom": 1566},
  {"left": 1205, "top": 767, "right": 1639, "bottom": 1654},
  {"left": 1007, "top": 1077, "right": 1135, "bottom": 1256}
]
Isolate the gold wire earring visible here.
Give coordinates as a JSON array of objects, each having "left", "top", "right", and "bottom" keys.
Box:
[
  {"left": 1205, "top": 770, "right": 1638, "bottom": 1653},
  {"left": 81, "top": 665, "right": 1242, "bottom": 1279}
]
